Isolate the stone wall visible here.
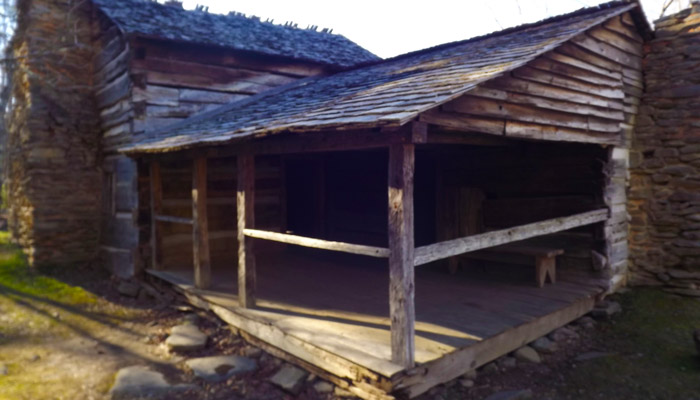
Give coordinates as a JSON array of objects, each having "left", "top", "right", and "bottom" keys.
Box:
[
  {"left": 628, "top": 2, "right": 700, "bottom": 290},
  {"left": 6, "top": 0, "right": 101, "bottom": 267}
]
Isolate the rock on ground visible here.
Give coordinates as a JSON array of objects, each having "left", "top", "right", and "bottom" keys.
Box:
[
  {"left": 269, "top": 365, "right": 309, "bottom": 395},
  {"left": 548, "top": 326, "right": 579, "bottom": 342},
  {"left": 0, "top": 363, "right": 7, "bottom": 376},
  {"left": 462, "top": 369, "right": 477, "bottom": 380},
  {"left": 591, "top": 300, "right": 622, "bottom": 320},
  {"left": 576, "top": 316, "right": 597, "bottom": 329},
  {"left": 185, "top": 355, "right": 257, "bottom": 383},
  {"left": 460, "top": 378, "right": 475, "bottom": 388},
  {"left": 117, "top": 281, "right": 141, "bottom": 298},
  {"left": 165, "top": 324, "right": 208, "bottom": 352},
  {"left": 514, "top": 346, "right": 541, "bottom": 363},
  {"left": 484, "top": 389, "right": 533, "bottom": 400},
  {"left": 497, "top": 356, "right": 517, "bottom": 369},
  {"left": 109, "top": 366, "right": 196, "bottom": 400},
  {"left": 482, "top": 362, "right": 499, "bottom": 374},
  {"left": 241, "top": 346, "right": 262, "bottom": 358},
  {"left": 530, "top": 336, "right": 558, "bottom": 354},
  {"left": 313, "top": 381, "right": 334, "bottom": 394}
]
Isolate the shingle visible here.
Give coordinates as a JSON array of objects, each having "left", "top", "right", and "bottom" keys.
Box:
[
  {"left": 121, "top": 1, "right": 639, "bottom": 154},
  {"left": 93, "top": 0, "right": 379, "bottom": 68}
]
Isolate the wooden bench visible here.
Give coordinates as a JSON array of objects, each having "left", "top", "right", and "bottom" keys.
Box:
[{"left": 464, "top": 244, "right": 564, "bottom": 288}]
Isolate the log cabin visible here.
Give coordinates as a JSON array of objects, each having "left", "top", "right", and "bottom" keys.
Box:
[
  {"left": 115, "top": 1, "right": 652, "bottom": 398},
  {"left": 11, "top": 0, "right": 700, "bottom": 398}
]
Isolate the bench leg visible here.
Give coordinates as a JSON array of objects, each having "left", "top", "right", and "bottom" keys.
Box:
[{"left": 535, "top": 256, "right": 556, "bottom": 288}]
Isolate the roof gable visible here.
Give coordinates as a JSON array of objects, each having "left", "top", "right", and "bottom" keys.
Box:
[
  {"left": 93, "top": 0, "right": 379, "bottom": 68},
  {"left": 122, "top": 1, "right": 642, "bottom": 154}
]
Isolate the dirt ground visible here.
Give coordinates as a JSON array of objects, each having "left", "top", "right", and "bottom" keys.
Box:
[{"left": 1, "top": 231, "right": 699, "bottom": 400}]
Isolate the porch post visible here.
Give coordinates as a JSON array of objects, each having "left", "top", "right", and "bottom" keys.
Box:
[
  {"left": 192, "top": 156, "right": 211, "bottom": 289},
  {"left": 388, "top": 143, "right": 416, "bottom": 368},
  {"left": 150, "top": 160, "right": 163, "bottom": 270},
  {"left": 237, "top": 154, "right": 256, "bottom": 308}
]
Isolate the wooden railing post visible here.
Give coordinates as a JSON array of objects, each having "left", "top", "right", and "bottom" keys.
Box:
[
  {"left": 237, "top": 154, "right": 256, "bottom": 308},
  {"left": 192, "top": 156, "right": 211, "bottom": 289},
  {"left": 150, "top": 161, "right": 163, "bottom": 270},
  {"left": 388, "top": 143, "right": 416, "bottom": 368}
]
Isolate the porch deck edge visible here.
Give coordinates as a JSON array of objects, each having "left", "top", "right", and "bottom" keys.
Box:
[
  {"left": 146, "top": 269, "right": 398, "bottom": 400},
  {"left": 146, "top": 268, "right": 602, "bottom": 400}
]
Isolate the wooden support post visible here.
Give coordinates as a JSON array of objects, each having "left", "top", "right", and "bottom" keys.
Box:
[
  {"left": 149, "top": 161, "right": 163, "bottom": 270},
  {"left": 192, "top": 156, "right": 211, "bottom": 289},
  {"left": 237, "top": 155, "right": 256, "bottom": 308},
  {"left": 388, "top": 143, "right": 415, "bottom": 368}
]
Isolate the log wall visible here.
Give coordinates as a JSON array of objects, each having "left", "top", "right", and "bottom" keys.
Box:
[
  {"left": 96, "top": 36, "right": 327, "bottom": 276},
  {"left": 628, "top": 3, "right": 700, "bottom": 291},
  {"left": 430, "top": 14, "right": 643, "bottom": 290}
]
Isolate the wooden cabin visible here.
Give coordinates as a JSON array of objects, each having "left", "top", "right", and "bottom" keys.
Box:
[
  {"left": 90, "top": 0, "right": 379, "bottom": 276},
  {"left": 119, "top": 2, "right": 651, "bottom": 398}
]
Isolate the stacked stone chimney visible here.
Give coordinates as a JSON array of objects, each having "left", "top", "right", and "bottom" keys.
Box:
[
  {"left": 6, "top": 0, "right": 102, "bottom": 268},
  {"left": 628, "top": 2, "right": 700, "bottom": 290}
]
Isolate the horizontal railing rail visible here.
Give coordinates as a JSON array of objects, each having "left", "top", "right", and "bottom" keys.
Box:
[
  {"left": 414, "top": 208, "right": 609, "bottom": 266},
  {"left": 243, "top": 228, "right": 390, "bottom": 258}
]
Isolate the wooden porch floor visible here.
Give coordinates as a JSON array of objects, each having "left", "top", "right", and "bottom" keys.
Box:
[{"left": 148, "top": 249, "right": 606, "bottom": 398}]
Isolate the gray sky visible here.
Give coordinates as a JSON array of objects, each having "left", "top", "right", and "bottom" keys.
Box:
[{"left": 175, "top": 0, "right": 684, "bottom": 58}]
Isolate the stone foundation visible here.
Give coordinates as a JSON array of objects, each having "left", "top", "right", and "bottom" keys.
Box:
[
  {"left": 629, "top": 2, "right": 700, "bottom": 289},
  {"left": 6, "top": 0, "right": 101, "bottom": 267}
]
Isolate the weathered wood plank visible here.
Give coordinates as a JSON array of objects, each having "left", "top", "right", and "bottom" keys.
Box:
[
  {"left": 150, "top": 161, "right": 163, "bottom": 270},
  {"left": 414, "top": 209, "right": 609, "bottom": 266},
  {"left": 570, "top": 34, "right": 641, "bottom": 70},
  {"left": 154, "top": 214, "right": 194, "bottom": 225},
  {"left": 543, "top": 51, "right": 622, "bottom": 81},
  {"left": 419, "top": 109, "right": 504, "bottom": 135},
  {"left": 504, "top": 120, "right": 621, "bottom": 145},
  {"left": 448, "top": 96, "right": 620, "bottom": 133},
  {"left": 244, "top": 229, "right": 390, "bottom": 258},
  {"left": 96, "top": 72, "right": 131, "bottom": 109},
  {"left": 484, "top": 76, "right": 624, "bottom": 110},
  {"left": 192, "top": 156, "right": 211, "bottom": 289},
  {"left": 588, "top": 26, "right": 643, "bottom": 56},
  {"left": 527, "top": 57, "right": 622, "bottom": 87},
  {"left": 512, "top": 66, "right": 625, "bottom": 99},
  {"left": 604, "top": 15, "right": 643, "bottom": 43},
  {"left": 132, "top": 58, "right": 298, "bottom": 87},
  {"left": 133, "top": 85, "right": 180, "bottom": 106},
  {"left": 388, "top": 143, "right": 415, "bottom": 368},
  {"left": 466, "top": 86, "right": 624, "bottom": 121},
  {"left": 135, "top": 38, "right": 327, "bottom": 78},
  {"left": 237, "top": 155, "right": 256, "bottom": 308}
]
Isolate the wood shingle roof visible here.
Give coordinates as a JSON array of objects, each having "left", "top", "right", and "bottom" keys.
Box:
[
  {"left": 121, "top": 1, "right": 641, "bottom": 155},
  {"left": 93, "top": 0, "right": 379, "bottom": 68}
]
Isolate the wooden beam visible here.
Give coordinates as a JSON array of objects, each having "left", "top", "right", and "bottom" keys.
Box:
[
  {"left": 414, "top": 208, "right": 609, "bottom": 266},
  {"left": 243, "top": 229, "right": 390, "bottom": 258},
  {"left": 192, "top": 156, "right": 211, "bottom": 289},
  {"left": 149, "top": 161, "right": 163, "bottom": 270},
  {"left": 388, "top": 143, "right": 416, "bottom": 368},
  {"left": 154, "top": 215, "right": 193, "bottom": 225},
  {"left": 237, "top": 154, "right": 256, "bottom": 308}
]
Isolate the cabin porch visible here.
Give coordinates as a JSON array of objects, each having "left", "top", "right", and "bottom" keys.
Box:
[
  {"left": 147, "top": 246, "right": 605, "bottom": 398},
  {"left": 138, "top": 130, "right": 617, "bottom": 399}
]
